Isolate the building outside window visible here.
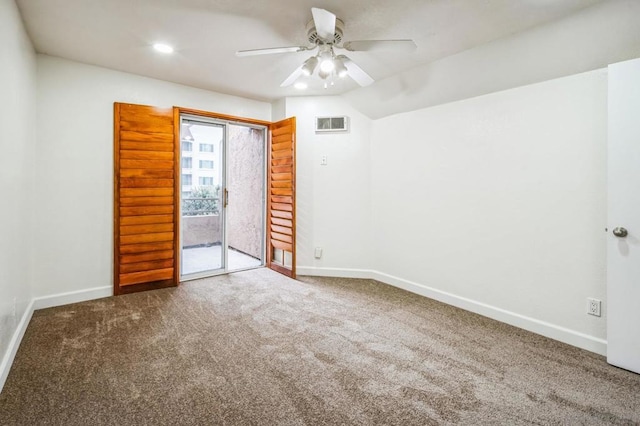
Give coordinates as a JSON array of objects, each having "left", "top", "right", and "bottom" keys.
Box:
[
  {"left": 199, "top": 160, "right": 214, "bottom": 169},
  {"left": 199, "top": 143, "right": 214, "bottom": 153},
  {"left": 182, "top": 141, "right": 193, "bottom": 152},
  {"left": 182, "top": 174, "right": 192, "bottom": 186},
  {"left": 182, "top": 157, "right": 192, "bottom": 168},
  {"left": 199, "top": 176, "right": 214, "bottom": 186}
]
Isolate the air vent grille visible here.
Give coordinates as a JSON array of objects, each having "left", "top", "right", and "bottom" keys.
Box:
[{"left": 316, "top": 116, "right": 349, "bottom": 132}]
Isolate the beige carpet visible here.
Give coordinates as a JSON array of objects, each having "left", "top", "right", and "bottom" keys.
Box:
[{"left": 1, "top": 268, "right": 639, "bottom": 425}]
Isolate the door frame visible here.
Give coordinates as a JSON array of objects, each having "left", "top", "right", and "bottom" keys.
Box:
[{"left": 174, "top": 107, "right": 271, "bottom": 281}]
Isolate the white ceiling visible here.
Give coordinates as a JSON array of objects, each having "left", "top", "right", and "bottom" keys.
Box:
[{"left": 16, "top": 0, "right": 604, "bottom": 102}]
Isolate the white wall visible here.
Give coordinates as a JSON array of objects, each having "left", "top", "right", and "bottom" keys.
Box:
[
  {"left": 34, "top": 55, "right": 271, "bottom": 298},
  {"left": 271, "top": 98, "right": 286, "bottom": 122},
  {"left": 0, "top": 0, "right": 37, "bottom": 388},
  {"left": 371, "top": 69, "right": 608, "bottom": 349},
  {"left": 346, "top": 0, "right": 640, "bottom": 119},
  {"left": 284, "top": 97, "right": 373, "bottom": 274}
]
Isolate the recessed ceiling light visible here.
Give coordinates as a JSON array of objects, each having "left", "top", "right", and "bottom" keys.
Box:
[
  {"left": 153, "top": 43, "right": 174, "bottom": 54},
  {"left": 294, "top": 82, "right": 308, "bottom": 90}
]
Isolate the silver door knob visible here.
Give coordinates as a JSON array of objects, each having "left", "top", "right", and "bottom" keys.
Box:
[{"left": 613, "top": 227, "right": 628, "bottom": 238}]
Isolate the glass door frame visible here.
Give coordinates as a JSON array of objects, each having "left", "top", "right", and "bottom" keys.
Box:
[{"left": 178, "top": 113, "right": 267, "bottom": 282}]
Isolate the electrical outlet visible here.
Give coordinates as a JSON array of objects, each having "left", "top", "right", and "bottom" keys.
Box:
[
  {"left": 320, "top": 155, "right": 328, "bottom": 166},
  {"left": 314, "top": 247, "right": 323, "bottom": 259},
  {"left": 587, "top": 298, "right": 601, "bottom": 317}
]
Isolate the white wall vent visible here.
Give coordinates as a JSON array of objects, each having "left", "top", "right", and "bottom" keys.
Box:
[{"left": 315, "top": 116, "right": 349, "bottom": 133}]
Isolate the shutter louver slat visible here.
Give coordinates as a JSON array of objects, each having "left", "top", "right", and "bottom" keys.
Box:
[
  {"left": 120, "top": 223, "right": 174, "bottom": 235},
  {"left": 120, "top": 188, "right": 174, "bottom": 197},
  {"left": 120, "top": 205, "right": 174, "bottom": 216},
  {"left": 272, "top": 158, "right": 293, "bottom": 166},
  {"left": 119, "top": 268, "right": 174, "bottom": 286},
  {"left": 120, "top": 150, "right": 174, "bottom": 160},
  {"left": 120, "top": 141, "right": 174, "bottom": 152},
  {"left": 119, "top": 242, "right": 174, "bottom": 255},
  {"left": 120, "top": 178, "right": 174, "bottom": 188},
  {"left": 120, "top": 197, "right": 174, "bottom": 206},
  {"left": 120, "top": 214, "right": 174, "bottom": 225},
  {"left": 120, "top": 259, "right": 175, "bottom": 274},
  {"left": 120, "top": 249, "right": 174, "bottom": 264},
  {"left": 120, "top": 169, "right": 174, "bottom": 179}
]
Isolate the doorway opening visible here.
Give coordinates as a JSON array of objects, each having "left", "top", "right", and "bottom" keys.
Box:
[{"left": 179, "top": 115, "right": 266, "bottom": 280}]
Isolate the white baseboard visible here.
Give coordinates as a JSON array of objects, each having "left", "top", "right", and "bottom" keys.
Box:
[
  {"left": 297, "top": 266, "right": 373, "bottom": 279},
  {"left": 32, "top": 286, "right": 112, "bottom": 310},
  {"left": 0, "top": 300, "right": 34, "bottom": 394},
  {"left": 0, "top": 285, "right": 112, "bottom": 394},
  {"left": 299, "top": 267, "right": 607, "bottom": 356}
]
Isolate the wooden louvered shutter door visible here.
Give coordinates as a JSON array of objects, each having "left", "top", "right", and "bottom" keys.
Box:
[
  {"left": 267, "top": 117, "right": 296, "bottom": 278},
  {"left": 114, "top": 103, "right": 178, "bottom": 295}
]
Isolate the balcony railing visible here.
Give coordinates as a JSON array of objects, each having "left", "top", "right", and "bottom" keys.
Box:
[{"left": 182, "top": 197, "right": 219, "bottom": 216}]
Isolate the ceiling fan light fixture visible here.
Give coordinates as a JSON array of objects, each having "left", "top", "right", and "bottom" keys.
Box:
[
  {"left": 318, "top": 49, "right": 335, "bottom": 73},
  {"left": 320, "top": 59, "right": 335, "bottom": 73},
  {"left": 301, "top": 56, "right": 319, "bottom": 76},
  {"left": 318, "top": 68, "right": 331, "bottom": 80},
  {"left": 238, "top": 8, "right": 415, "bottom": 89},
  {"left": 294, "top": 81, "right": 308, "bottom": 90},
  {"left": 334, "top": 57, "right": 348, "bottom": 78}
]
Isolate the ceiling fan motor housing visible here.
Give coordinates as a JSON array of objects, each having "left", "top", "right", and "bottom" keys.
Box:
[{"left": 306, "top": 18, "right": 344, "bottom": 45}]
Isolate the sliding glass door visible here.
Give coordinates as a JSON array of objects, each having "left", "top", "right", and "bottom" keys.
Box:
[
  {"left": 179, "top": 115, "right": 265, "bottom": 280},
  {"left": 179, "top": 118, "right": 224, "bottom": 277}
]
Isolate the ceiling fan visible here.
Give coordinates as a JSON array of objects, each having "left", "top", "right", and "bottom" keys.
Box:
[{"left": 236, "top": 7, "right": 416, "bottom": 88}]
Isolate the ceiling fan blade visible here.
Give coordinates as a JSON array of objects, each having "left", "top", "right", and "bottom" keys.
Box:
[
  {"left": 343, "top": 40, "right": 417, "bottom": 52},
  {"left": 280, "top": 65, "right": 304, "bottom": 87},
  {"left": 339, "top": 55, "right": 374, "bottom": 87},
  {"left": 236, "top": 46, "right": 308, "bottom": 57},
  {"left": 311, "top": 8, "right": 336, "bottom": 42}
]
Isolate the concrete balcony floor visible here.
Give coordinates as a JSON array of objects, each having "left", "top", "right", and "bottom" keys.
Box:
[{"left": 181, "top": 245, "right": 262, "bottom": 276}]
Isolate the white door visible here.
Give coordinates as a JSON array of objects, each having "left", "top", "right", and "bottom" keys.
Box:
[{"left": 607, "top": 58, "right": 640, "bottom": 374}]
